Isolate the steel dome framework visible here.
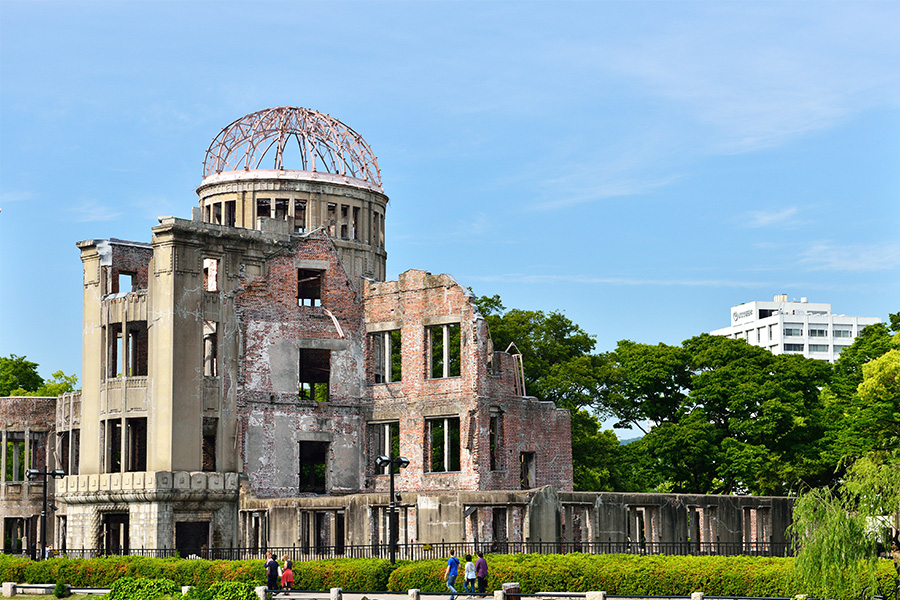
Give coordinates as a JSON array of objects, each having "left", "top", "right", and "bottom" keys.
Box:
[{"left": 202, "top": 107, "right": 381, "bottom": 187}]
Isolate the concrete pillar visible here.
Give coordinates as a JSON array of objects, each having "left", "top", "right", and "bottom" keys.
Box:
[
  {"left": 254, "top": 586, "right": 266, "bottom": 600},
  {"left": 494, "top": 590, "right": 504, "bottom": 600},
  {"left": 1, "top": 582, "right": 15, "bottom": 597},
  {"left": 586, "top": 593, "right": 606, "bottom": 600},
  {"left": 408, "top": 589, "right": 421, "bottom": 600},
  {"left": 691, "top": 593, "right": 703, "bottom": 600},
  {"left": 330, "top": 587, "right": 343, "bottom": 600}
]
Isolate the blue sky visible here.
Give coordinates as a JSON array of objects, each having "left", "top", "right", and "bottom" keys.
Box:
[{"left": 1, "top": 2, "right": 898, "bottom": 412}]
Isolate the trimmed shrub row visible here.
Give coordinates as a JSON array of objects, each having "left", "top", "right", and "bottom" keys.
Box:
[{"left": 0, "top": 553, "right": 895, "bottom": 595}]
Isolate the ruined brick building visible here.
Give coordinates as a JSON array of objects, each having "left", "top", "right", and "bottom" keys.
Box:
[{"left": 2, "top": 107, "right": 792, "bottom": 558}]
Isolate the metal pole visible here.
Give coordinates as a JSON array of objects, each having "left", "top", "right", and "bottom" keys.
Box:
[
  {"left": 40, "top": 473, "right": 47, "bottom": 561},
  {"left": 388, "top": 452, "right": 396, "bottom": 565}
]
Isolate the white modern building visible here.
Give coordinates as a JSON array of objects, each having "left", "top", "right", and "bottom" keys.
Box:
[{"left": 711, "top": 294, "right": 880, "bottom": 363}]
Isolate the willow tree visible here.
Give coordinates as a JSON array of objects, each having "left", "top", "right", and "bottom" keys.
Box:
[{"left": 790, "top": 349, "right": 900, "bottom": 598}]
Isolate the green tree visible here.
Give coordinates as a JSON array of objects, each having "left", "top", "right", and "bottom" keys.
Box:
[
  {"left": 474, "top": 294, "right": 618, "bottom": 490},
  {"left": 0, "top": 354, "right": 44, "bottom": 396}
]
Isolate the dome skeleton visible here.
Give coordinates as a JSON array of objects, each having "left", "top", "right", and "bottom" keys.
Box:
[{"left": 202, "top": 106, "right": 381, "bottom": 188}]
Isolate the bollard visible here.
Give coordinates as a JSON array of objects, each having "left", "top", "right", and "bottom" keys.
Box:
[
  {"left": 409, "top": 589, "right": 421, "bottom": 600},
  {"left": 494, "top": 590, "right": 505, "bottom": 600},
  {"left": 331, "top": 587, "right": 343, "bottom": 600},
  {"left": 502, "top": 582, "right": 521, "bottom": 600},
  {"left": 586, "top": 593, "right": 607, "bottom": 600}
]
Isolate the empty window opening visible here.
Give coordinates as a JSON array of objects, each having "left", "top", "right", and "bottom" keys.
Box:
[
  {"left": 126, "top": 417, "right": 147, "bottom": 472},
  {"left": 427, "top": 416, "right": 460, "bottom": 472},
  {"left": 203, "top": 258, "right": 219, "bottom": 292},
  {"left": 369, "top": 421, "right": 400, "bottom": 475},
  {"left": 101, "top": 513, "right": 129, "bottom": 554},
  {"left": 299, "top": 441, "right": 328, "bottom": 493},
  {"left": 117, "top": 272, "right": 135, "bottom": 294},
  {"left": 106, "top": 323, "right": 123, "bottom": 378},
  {"left": 297, "top": 269, "right": 323, "bottom": 307},
  {"left": 3, "top": 517, "right": 26, "bottom": 552},
  {"left": 340, "top": 205, "right": 349, "bottom": 238},
  {"left": 126, "top": 322, "right": 148, "bottom": 376},
  {"left": 256, "top": 198, "right": 272, "bottom": 220},
  {"left": 105, "top": 419, "right": 122, "bottom": 473},
  {"left": 352, "top": 206, "right": 360, "bottom": 241},
  {"left": 520, "top": 452, "right": 535, "bottom": 489},
  {"left": 370, "top": 329, "right": 402, "bottom": 384},
  {"left": 4, "top": 433, "right": 27, "bottom": 481},
  {"left": 294, "top": 200, "right": 307, "bottom": 233},
  {"left": 204, "top": 204, "right": 211, "bottom": 223},
  {"left": 327, "top": 203, "right": 336, "bottom": 236},
  {"left": 202, "top": 417, "right": 217, "bottom": 472},
  {"left": 69, "top": 429, "right": 80, "bottom": 475},
  {"left": 225, "top": 200, "right": 236, "bottom": 227},
  {"left": 427, "top": 323, "right": 461, "bottom": 378},
  {"left": 212, "top": 202, "right": 222, "bottom": 225},
  {"left": 492, "top": 508, "right": 508, "bottom": 546},
  {"left": 274, "top": 198, "right": 289, "bottom": 220},
  {"left": 203, "top": 321, "right": 218, "bottom": 377},
  {"left": 489, "top": 410, "right": 502, "bottom": 471},
  {"left": 299, "top": 348, "right": 330, "bottom": 402}
]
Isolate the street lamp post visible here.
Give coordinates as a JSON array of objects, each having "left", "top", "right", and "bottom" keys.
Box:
[
  {"left": 25, "top": 468, "right": 65, "bottom": 560},
  {"left": 374, "top": 452, "right": 409, "bottom": 564}
]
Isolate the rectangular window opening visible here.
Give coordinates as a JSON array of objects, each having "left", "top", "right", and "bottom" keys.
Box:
[
  {"left": 117, "top": 272, "right": 135, "bottom": 294},
  {"left": 203, "top": 321, "right": 218, "bottom": 377},
  {"left": 340, "top": 205, "right": 349, "bottom": 239},
  {"left": 297, "top": 269, "right": 323, "bottom": 307},
  {"left": 294, "top": 200, "right": 307, "bottom": 233},
  {"left": 490, "top": 411, "right": 502, "bottom": 471},
  {"left": 274, "top": 198, "right": 289, "bottom": 220},
  {"left": 427, "top": 323, "right": 461, "bottom": 378},
  {"left": 427, "top": 416, "right": 460, "bottom": 472},
  {"left": 299, "top": 348, "right": 330, "bottom": 402},
  {"left": 299, "top": 441, "right": 328, "bottom": 493},
  {"left": 203, "top": 258, "right": 219, "bottom": 292},
  {"left": 352, "top": 206, "right": 360, "bottom": 241},
  {"left": 202, "top": 417, "right": 217, "bottom": 472},
  {"left": 370, "top": 330, "right": 402, "bottom": 384},
  {"left": 520, "top": 452, "right": 535, "bottom": 489},
  {"left": 784, "top": 343, "right": 805, "bottom": 353},
  {"left": 4, "top": 433, "right": 27, "bottom": 481},
  {"left": 106, "top": 420, "right": 122, "bottom": 473},
  {"left": 256, "top": 198, "right": 271, "bottom": 220},
  {"left": 212, "top": 203, "right": 222, "bottom": 225},
  {"left": 327, "top": 203, "right": 336, "bottom": 236},
  {"left": 225, "top": 200, "right": 236, "bottom": 227},
  {"left": 369, "top": 421, "right": 400, "bottom": 475},
  {"left": 127, "top": 321, "right": 148, "bottom": 376},
  {"left": 126, "top": 417, "right": 147, "bottom": 472}
]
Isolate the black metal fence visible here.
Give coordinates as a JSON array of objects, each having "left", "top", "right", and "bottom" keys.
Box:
[{"left": 6, "top": 539, "right": 792, "bottom": 561}]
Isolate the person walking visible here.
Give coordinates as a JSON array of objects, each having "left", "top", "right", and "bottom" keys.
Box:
[
  {"left": 463, "top": 554, "right": 477, "bottom": 598},
  {"left": 444, "top": 549, "right": 461, "bottom": 600},
  {"left": 281, "top": 554, "right": 294, "bottom": 590},
  {"left": 264, "top": 551, "right": 279, "bottom": 591},
  {"left": 475, "top": 551, "right": 488, "bottom": 596}
]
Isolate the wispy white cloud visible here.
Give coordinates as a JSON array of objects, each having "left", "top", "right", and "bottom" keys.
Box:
[
  {"left": 798, "top": 242, "right": 900, "bottom": 272},
  {"left": 0, "top": 191, "right": 35, "bottom": 204},
  {"left": 745, "top": 207, "right": 800, "bottom": 228},
  {"left": 465, "top": 273, "right": 771, "bottom": 289},
  {"left": 532, "top": 174, "right": 680, "bottom": 210},
  {"left": 69, "top": 200, "right": 122, "bottom": 223}
]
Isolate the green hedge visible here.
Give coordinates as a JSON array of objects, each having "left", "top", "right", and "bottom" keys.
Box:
[{"left": 0, "top": 553, "right": 895, "bottom": 595}]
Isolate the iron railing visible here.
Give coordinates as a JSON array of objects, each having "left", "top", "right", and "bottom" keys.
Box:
[{"left": 6, "top": 540, "right": 793, "bottom": 561}]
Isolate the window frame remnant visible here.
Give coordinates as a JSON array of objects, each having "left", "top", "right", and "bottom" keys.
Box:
[
  {"left": 427, "top": 323, "right": 461, "bottom": 379},
  {"left": 520, "top": 451, "right": 535, "bottom": 489},
  {"left": 203, "top": 258, "right": 219, "bottom": 292},
  {"left": 299, "top": 441, "right": 329, "bottom": 493},
  {"left": 370, "top": 329, "right": 402, "bottom": 384},
  {"left": 426, "top": 416, "right": 461, "bottom": 473},
  {"left": 369, "top": 421, "right": 400, "bottom": 475}
]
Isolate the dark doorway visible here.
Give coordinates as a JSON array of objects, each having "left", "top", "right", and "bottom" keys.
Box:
[
  {"left": 335, "top": 511, "right": 345, "bottom": 555},
  {"left": 299, "top": 441, "right": 328, "bottom": 493},
  {"left": 175, "top": 521, "right": 210, "bottom": 558},
  {"left": 101, "top": 513, "right": 129, "bottom": 554}
]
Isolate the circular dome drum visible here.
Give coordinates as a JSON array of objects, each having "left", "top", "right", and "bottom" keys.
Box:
[{"left": 202, "top": 106, "right": 381, "bottom": 189}]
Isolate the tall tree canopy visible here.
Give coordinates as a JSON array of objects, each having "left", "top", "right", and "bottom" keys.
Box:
[{"left": 0, "top": 354, "right": 78, "bottom": 397}]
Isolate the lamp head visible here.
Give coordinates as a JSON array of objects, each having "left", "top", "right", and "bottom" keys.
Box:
[
  {"left": 51, "top": 469, "right": 66, "bottom": 478},
  {"left": 25, "top": 469, "right": 40, "bottom": 481},
  {"left": 375, "top": 455, "right": 391, "bottom": 469},
  {"left": 396, "top": 457, "right": 410, "bottom": 469}
]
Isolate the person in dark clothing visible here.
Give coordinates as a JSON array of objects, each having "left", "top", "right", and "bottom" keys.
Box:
[
  {"left": 475, "top": 551, "right": 488, "bottom": 596},
  {"left": 265, "top": 551, "right": 279, "bottom": 590}
]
